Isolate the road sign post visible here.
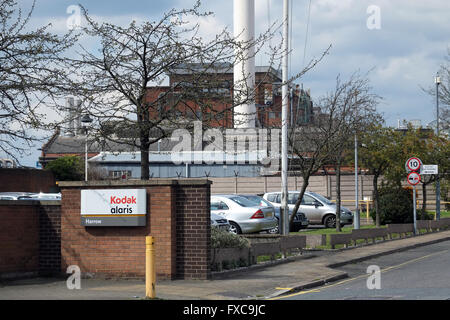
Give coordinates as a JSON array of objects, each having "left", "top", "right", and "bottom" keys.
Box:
[
  {"left": 412, "top": 186, "right": 417, "bottom": 235},
  {"left": 406, "top": 157, "right": 422, "bottom": 236}
]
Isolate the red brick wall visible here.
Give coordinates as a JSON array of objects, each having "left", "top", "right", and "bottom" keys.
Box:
[
  {"left": 59, "top": 179, "right": 211, "bottom": 280},
  {"left": 0, "top": 202, "right": 39, "bottom": 275},
  {"left": 0, "top": 202, "right": 62, "bottom": 278},
  {"left": 175, "top": 185, "right": 211, "bottom": 279},
  {"left": 0, "top": 168, "right": 56, "bottom": 193},
  {"left": 39, "top": 204, "right": 61, "bottom": 275}
]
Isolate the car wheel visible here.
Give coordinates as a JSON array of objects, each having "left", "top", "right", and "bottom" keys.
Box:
[
  {"left": 229, "top": 221, "right": 242, "bottom": 234},
  {"left": 323, "top": 215, "right": 336, "bottom": 228},
  {"left": 268, "top": 218, "right": 279, "bottom": 234}
]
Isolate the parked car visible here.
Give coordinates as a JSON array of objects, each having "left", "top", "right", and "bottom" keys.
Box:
[
  {"left": 263, "top": 191, "right": 353, "bottom": 228},
  {"left": 237, "top": 194, "right": 309, "bottom": 233},
  {"left": 210, "top": 195, "right": 277, "bottom": 234},
  {"left": 211, "top": 212, "right": 231, "bottom": 231},
  {"left": 25, "top": 193, "right": 61, "bottom": 201},
  {"left": 0, "top": 192, "right": 61, "bottom": 201},
  {"left": 0, "top": 192, "right": 35, "bottom": 200}
]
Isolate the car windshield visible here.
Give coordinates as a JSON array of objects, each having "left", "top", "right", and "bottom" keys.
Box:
[
  {"left": 228, "top": 196, "right": 258, "bottom": 207},
  {"left": 309, "top": 192, "right": 333, "bottom": 205}
]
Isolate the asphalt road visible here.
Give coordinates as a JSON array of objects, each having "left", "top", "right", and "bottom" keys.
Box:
[{"left": 277, "top": 240, "right": 450, "bottom": 300}]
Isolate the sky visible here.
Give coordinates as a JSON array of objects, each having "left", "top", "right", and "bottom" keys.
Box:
[{"left": 7, "top": 0, "right": 450, "bottom": 167}]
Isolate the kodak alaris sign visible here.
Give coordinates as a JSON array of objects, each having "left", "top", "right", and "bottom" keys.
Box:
[{"left": 81, "top": 189, "right": 147, "bottom": 226}]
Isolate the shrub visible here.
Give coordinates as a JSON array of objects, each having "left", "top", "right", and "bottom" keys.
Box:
[
  {"left": 211, "top": 227, "right": 250, "bottom": 249},
  {"left": 45, "top": 156, "right": 84, "bottom": 181},
  {"left": 370, "top": 186, "right": 415, "bottom": 225}
]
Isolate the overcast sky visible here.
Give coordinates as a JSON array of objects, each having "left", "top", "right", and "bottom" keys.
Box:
[{"left": 10, "top": 0, "right": 450, "bottom": 167}]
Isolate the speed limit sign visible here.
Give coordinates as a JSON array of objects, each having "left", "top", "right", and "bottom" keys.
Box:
[{"left": 405, "top": 157, "right": 422, "bottom": 172}]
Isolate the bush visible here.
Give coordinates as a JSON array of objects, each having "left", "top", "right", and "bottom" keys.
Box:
[
  {"left": 370, "top": 186, "right": 415, "bottom": 225},
  {"left": 45, "top": 156, "right": 84, "bottom": 181},
  {"left": 211, "top": 227, "right": 250, "bottom": 249}
]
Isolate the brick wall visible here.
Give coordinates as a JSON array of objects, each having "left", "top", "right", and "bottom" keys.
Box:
[
  {"left": 0, "top": 201, "right": 61, "bottom": 278},
  {"left": 38, "top": 204, "right": 61, "bottom": 275},
  {"left": 0, "top": 202, "right": 39, "bottom": 276},
  {"left": 59, "top": 179, "right": 211, "bottom": 280},
  {"left": 0, "top": 168, "right": 56, "bottom": 193},
  {"left": 175, "top": 184, "right": 211, "bottom": 279}
]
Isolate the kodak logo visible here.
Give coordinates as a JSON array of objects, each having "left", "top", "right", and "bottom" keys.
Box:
[{"left": 110, "top": 196, "right": 137, "bottom": 204}]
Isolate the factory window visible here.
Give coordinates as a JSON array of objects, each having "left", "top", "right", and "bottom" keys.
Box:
[{"left": 109, "top": 170, "right": 132, "bottom": 179}]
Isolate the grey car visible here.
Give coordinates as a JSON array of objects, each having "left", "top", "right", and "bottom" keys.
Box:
[
  {"left": 211, "top": 212, "right": 231, "bottom": 231},
  {"left": 211, "top": 195, "right": 277, "bottom": 234},
  {"left": 263, "top": 191, "right": 353, "bottom": 228},
  {"left": 237, "top": 194, "right": 309, "bottom": 233}
]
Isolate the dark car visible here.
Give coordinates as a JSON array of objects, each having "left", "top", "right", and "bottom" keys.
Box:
[{"left": 238, "top": 194, "right": 309, "bottom": 233}]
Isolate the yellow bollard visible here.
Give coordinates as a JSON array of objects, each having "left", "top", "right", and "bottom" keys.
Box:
[
  {"left": 366, "top": 200, "right": 370, "bottom": 219},
  {"left": 146, "top": 236, "right": 156, "bottom": 299}
]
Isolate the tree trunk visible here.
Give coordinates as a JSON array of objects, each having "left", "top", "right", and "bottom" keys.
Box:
[
  {"left": 289, "top": 174, "right": 310, "bottom": 229},
  {"left": 421, "top": 183, "right": 427, "bottom": 220},
  {"left": 373, "top": 174, "right": 380, "bottom": 227},
  {"left": 335, "top": 158, "right": 342, "bottom": 232}
]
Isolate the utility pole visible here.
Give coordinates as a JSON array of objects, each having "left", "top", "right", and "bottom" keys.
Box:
[
  {"left": 354, "top": 134, "right": 360, "bottom": 229},
  {"left": 435, "top": 73, "right": 441, "bottom": 220},
  {"left": 280, "top": 0, "right": 289, "bottom": 235}
]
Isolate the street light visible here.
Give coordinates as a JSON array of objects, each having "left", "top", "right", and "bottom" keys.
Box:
[
  {"left": 81, "top": 114, "right": 93, "bottom": 182},
  {"left": 435, "top": 73, "right": 441, "bottom": 220},
  {"left": 354, "top": 134, "right": 360, "bottom": 229}
]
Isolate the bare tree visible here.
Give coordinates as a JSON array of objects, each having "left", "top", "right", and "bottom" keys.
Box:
[
  {"left": 288, "top": 73, "right": 382, "bottom": 230},
  {"left": 423, "top": 48, "right": 450, "bottom": 132},
  {"left": 64, "top": 1, "right": 285, "bottom": 179},
  {"left": 0, "top": 0, "right": 76, "bottom": 162}
]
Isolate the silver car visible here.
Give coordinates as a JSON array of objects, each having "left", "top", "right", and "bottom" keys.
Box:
[
  {"left": 263, "top": 191, "right": 353, "bottom": 228},
  {"left": 211, "top": 195, "right": 277, "bottom": 234},
  {"left": 211, "top": 212, "right": 231, "bottom": 231},
  {"left": 237, "top": 194, "right": 309, "bottom": 233}
]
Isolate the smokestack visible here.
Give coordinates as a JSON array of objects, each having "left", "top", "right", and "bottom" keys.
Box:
[
  {"left": 66, "top": 97, "right": 75, "bottom": 136},
  {"left": 75, "top": 99, "right": 82, "bottom": 135},
  {"left": 233, "top": 0, "right": 256, "bottom": 128}
]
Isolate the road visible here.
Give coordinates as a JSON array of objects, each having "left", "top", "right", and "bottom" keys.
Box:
[{"left": 275, "top": 241, "right": 450, "bottom": 300}]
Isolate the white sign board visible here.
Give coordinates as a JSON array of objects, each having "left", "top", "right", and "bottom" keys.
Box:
[
  {"left": 421, "top": 165, "right": 438, "bottom": 175},
  {"left": 81, "top": 189, "right": 147, "bottom": 226}
]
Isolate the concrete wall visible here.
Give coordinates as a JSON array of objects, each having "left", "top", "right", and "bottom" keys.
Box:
[{"left": 209, "top": 174, "right": 447, "bottom": 212}]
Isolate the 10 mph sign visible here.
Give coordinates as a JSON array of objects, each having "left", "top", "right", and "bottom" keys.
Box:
[{"left": 405, "top": 157, "right": 422, "bottom": 172}]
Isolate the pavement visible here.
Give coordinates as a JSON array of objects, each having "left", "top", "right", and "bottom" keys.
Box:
[{"left": 1, "top": 229, "right": 450, "bottom": 300}]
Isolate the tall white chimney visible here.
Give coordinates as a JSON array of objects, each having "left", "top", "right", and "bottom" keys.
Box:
[
  {"left": 66, "top": 97, "right": 75, "bottom": 136},
  {"left": 233, "top": 0, "right": 256, "bottom": 128}
]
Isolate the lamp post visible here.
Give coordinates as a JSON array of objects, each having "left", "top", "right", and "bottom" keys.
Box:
[
  {"left": 81, "top": 114, "right": 93, "bottom": 182},
  {"left": 435, "top": 73, "right": 441, "bottom": 220},
  {"left": 354, "top": 134, "right": 360, "bottom": 229},
  {"left": 280, "top": 0, "right": 289, "bottom": 235}
]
